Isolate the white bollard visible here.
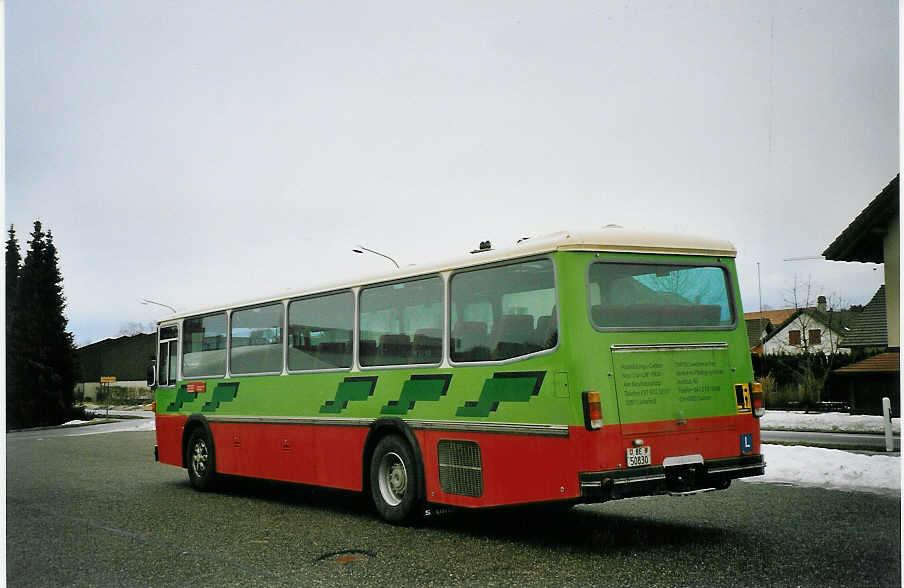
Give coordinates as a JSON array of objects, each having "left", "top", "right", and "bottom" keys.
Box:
[{"left": 882, "top": 397, "right": 894, "bottom": 452}]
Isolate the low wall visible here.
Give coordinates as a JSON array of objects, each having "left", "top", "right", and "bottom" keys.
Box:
[{"left": 75, "top": 381, "right": 152, "bottom": 403}]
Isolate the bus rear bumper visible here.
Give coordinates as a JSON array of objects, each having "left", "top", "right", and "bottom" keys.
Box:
[{"left": 578, "top": 454, "right": 765, "bottom": 501}]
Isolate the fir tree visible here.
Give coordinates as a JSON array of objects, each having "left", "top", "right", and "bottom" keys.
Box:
[
  {"left": 6, "top": 225, "right": 21, "bottom": 428},
  {"left": 10, "top": 222, "right": 45, "bottom": 426},
  {"left": 9, "top": 221, "right": 79, "bottom": 427},
  {"left": 43, "top": 231, "right": 78, "bottom": 418},
  {"left": 6, "top": 224, "right": 20, "bottom": 318}
]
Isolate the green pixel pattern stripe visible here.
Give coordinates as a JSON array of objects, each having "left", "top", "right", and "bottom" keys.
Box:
[
  {"left": 455, "top": 371, "right": 546, "bottom": 417},
  {"left": 166, "top": 385, "right": 193, "bottom": 412},
  {"left": 380, "top": 374, "right": 452, "bottom": 415},
  {"left": 319, "top": 376, "right": 378, "bottom": 414},
  {"left": 202, "top": 382, "right": 240, "bottom": 412}
]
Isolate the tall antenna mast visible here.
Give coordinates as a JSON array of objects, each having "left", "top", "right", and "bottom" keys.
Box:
[{"left": 757, "top": 261, "right": 765, "bottom": 364}]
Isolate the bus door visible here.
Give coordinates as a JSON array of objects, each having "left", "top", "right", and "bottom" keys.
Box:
[{"left": 158, "top": 324, "right": 179, "bottom": 387}]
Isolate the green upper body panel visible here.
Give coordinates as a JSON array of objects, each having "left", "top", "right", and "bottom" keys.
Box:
[{"left": 156, "top": 250, "right": 753, "bottom": 429}]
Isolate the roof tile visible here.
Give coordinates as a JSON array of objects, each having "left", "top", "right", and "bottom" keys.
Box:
[
  {"left": 841, "top": 285, "right": 887, "bottom": 347},
  {"left": 834, "top": 351, "right": 900, "bottom": 374}
]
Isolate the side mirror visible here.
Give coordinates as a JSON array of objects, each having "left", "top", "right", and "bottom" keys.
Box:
[{"left": 147, "top": 362, "right": 156, "bottom": 388}]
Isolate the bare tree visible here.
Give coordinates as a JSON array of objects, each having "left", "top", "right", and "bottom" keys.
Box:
[
  {"left": 638, "top": 266, "right": 719, "bottom": 305},
  {"left": 118, "top": 321, "right": 153, "bottom": 337},
  {"left": 775, "top": 275, "right": 847, "bottom": 404}
]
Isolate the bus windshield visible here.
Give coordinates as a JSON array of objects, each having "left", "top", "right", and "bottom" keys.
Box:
[{"left": 588, "top": 262, "right": 734, "bottom": 329}]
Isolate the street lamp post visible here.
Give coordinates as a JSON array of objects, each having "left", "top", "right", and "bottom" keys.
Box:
[
  {"left": 141, "top": 299, "right": 177, "bottom": 313},
  {"left": 352, "top": 245, "right": 400, "bottom": 269}
]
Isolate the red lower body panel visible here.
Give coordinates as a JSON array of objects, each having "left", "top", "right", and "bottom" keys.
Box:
[
  {"left": 210, "top": 422, "right": 368, "bottom": 491},
  {"left": 416, "top": 429, "right": 581, "bottom": 507},
  {"left": 156, "top": 413, "right": 187, "bottom": 467},
  {"left": 156, "top": 414, "right": 367, "bottom": 491},
  {"left": 155, "top": 413, "right": 761, "bottom": 508}
]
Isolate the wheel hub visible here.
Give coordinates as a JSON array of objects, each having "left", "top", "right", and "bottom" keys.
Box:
[
  {"left": 378, "top": 451, "right": 408, "bottom": 506},
  {"left": 389, "top": 463, "right": 407, "bottom": 496},
  {"left": 192, "top": 440, "right": 208, "bottom": 478}
]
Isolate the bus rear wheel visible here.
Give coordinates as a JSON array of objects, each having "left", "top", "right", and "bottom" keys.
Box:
[
  {"left": 186, "top": 428, "right": 217, "bottom": 491},
  {"left": 369, "top": 435, "right": 422, "bottom": 525}
]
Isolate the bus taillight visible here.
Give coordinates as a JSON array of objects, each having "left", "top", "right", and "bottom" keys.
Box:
[
  {"left": 583, "top": 391, "right": 602, "bottom": 430},
  {"left": 750, "top": 382, "right": 765, "bottom": 418}
]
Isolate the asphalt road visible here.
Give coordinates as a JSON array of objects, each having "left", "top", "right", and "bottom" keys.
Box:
[
  {"left": 762, "top": 430, "right": 901, "bottom": 451},
  {"left": 7, "top": 430, "right": 901, "bottom": 587}
]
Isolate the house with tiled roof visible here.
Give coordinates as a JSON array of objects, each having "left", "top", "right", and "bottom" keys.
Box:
[
  {"left": 823, "top": 175, "right": 899, "bottom": 348},
  {"left": 822, "top": 175, "right": 899, "bottom": 416},
  {"left": 744, "top": 318, "right": 769, "bottom": 352},
  {"left": 743, "top": 308, "right": 801, "bottom": 328},
  {"left": 758, "top": 299, "right": 855, "bottom": 356},
  {"left": 744, "top": 307, "right": 815, "bottom": 354},
  {"left": 835, "top": 351, "right": 899, "bottom": 375},
  {"left": 840, "top": 285, "right": 888, "bottom": 352}
]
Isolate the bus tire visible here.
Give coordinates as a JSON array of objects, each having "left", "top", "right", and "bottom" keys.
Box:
[
  {"left": 186, "top": 427, "right": 217, "bottom": 491},
  {"left": 369, "top": 434, "right": 422, "bottom": 525}
]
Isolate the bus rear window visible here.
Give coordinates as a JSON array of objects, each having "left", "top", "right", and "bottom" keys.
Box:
[{"left": 587, "top": 262, "right": 734, "bottom": 330}]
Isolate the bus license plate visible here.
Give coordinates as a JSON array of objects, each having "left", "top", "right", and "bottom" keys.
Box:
[{"left": 626, "top": 446, "right": 651, "bottom": 467}]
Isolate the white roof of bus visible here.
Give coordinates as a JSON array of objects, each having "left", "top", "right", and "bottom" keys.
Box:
[{"left": 161, "top": 228, "right": 736, "bottom": 322}]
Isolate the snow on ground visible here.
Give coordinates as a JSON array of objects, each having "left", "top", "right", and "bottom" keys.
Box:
[
  {"left": 60, "top": 420, "right": 93, "bottom": 427},
  {"left": 57, "top": 417, "right": 155, "bottom": 436},
  {"left": 61, "top": 409, "right": 154, "bottom": 427},
  {"left": 761, "top": 410, "right": 900, "bottom": 434},
  {"left": 742, "top": 444, "right": 901, "bottom": 494}
]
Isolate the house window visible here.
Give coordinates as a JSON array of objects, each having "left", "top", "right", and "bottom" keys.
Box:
[
  {"left": 809, "top": 329, "right": 822, "bottom": 345},
  {"left": 788, "top": 330, "right": 801, "bottom": 345}
]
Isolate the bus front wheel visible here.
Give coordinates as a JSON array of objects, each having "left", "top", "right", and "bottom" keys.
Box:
[
  {"left": 186, "top": 428, "right": 217, "bottom": 491},
  {"left": 369, "top": 435, "right": 422, "bottom": 524}
]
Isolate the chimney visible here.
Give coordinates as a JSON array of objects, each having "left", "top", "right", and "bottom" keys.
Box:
[{"left": 817, "top": 295, "right": 827, "bottom": 314}]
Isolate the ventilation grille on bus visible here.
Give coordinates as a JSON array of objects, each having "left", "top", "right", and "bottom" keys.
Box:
[{"left": 437, "top": 440, "right": 483, "bottom": 497}]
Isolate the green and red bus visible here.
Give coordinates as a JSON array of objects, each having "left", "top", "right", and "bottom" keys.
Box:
[{"left": 151, "top": 229, "right": 765, "bottom": 523}]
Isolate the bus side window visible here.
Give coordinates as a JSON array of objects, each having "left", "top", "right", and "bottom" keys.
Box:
[
  {"left": 359, "top": 277, "right": 442, "bottom": 367},
  {"left": 490, "top": 314, "right": 535, "bottom": 359},
  {"left": 182, "top": 314, "right": 227, "bottom": 378},
  {"left": 450, "top": 258, "right": 556, "bottom": 363},
  {"left": 413, "top": 328, "right": 442, "bottom": 362},
  {"left": 288, "top": 291, "right": 353, "bottom": 372},
  {"left": 231, "top": 303, "right": 284, "bottom": 375}
]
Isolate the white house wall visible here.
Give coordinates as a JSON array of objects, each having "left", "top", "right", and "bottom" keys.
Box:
[{"left": 762, "top": 316, "right": 851, "bottom": 356}]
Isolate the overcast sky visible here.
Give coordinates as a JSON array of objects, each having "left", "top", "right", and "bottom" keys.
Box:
[{"left": 6, "top": 1, "right": 899, "bottom": 346}]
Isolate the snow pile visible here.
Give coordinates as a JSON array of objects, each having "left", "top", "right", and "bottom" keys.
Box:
[
  {"left": 761, "top": 410, "right": 900, "bottom": 434},
  {"left": 61, "top": 420, "right": 93, "bottom": 427},
  {"left": 742, "top": 444, "right": 901, "bottom": 494}
]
